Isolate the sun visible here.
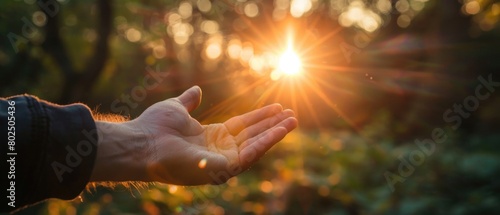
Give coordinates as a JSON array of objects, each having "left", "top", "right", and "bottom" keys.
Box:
[{"left": 277, "top": 44, "right": 302, "bottom": 76}]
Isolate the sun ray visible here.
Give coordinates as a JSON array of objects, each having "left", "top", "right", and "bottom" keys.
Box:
[
  {"left": 199, "top": 77, "right": 267, "bottom": 121},
  {"left": 289, "top": 79, "right": 300, "bottom": 120},
  {"left": 274, "top": 80, "right": 287, "bottom": 104},
  {"left": 302, "top": 75, "right": 360, "bottom": 131},
  {"left": 254, "top": 81, "right": 280, "bottom": 105},
  {"left": 296, "top": 81, "right": 322, "bottom": 126},
  {"left": 195, "top": 15, "right": 367, "bottom": 131},
  {"left": 196, "top": 73, "right": 241, "bottom": 86},
  {"left": 238, "top": 16, "right": 283, "bottom": 53},
  {"left": 295, "top": 15, "right": 324, "bottom": 50},
  {"left": 302, "top": 64, "right": 364, "bottom": 73},
  {"left": 300, "top": 50, "right": 343, "bottom": 63},
  {"left": 264, "top": 15, "right": 291, "bottom": 52},
  {"left": 300, "top": 27, "right": 343, "bottom": 56},
  {"left": 307, "top": 75, "right": 357, "bottom": 99}
]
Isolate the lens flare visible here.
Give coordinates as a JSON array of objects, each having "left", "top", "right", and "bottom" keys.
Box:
[{"left": 198, "top": 158, "right": 207, "bottom": 169}]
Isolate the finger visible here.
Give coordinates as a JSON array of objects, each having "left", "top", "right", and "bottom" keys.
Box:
[
  {"left": 224, "top": 104, "right": 283, "bottom": 136},
  {"left": 239, "top": 127, "right": 287, "bottom": 170},
  {"left": 235, "top": 109, "right": 295, "bottom": 144},
  {"left": 176, "top": 86, "right": 202, "bottom": 112},
  {"left": 239, "top": 117, "right": 297, "bottom": 151},
  {"left": 238, "top": 117, "right": 297, "bottom": 170}
]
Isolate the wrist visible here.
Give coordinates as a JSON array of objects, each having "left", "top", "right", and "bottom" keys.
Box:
[{"left": 90, "top": 121, "right": 149, "bottom": 182}]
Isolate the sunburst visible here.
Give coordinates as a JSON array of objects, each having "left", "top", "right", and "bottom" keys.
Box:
[
  {"left": 277, "top": 39, "right": 302, "bottom": 76},
  {"left": 195, "top": 14, "right": 364, "bottom": 132}
]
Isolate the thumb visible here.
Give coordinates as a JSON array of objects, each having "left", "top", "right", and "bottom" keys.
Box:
[{"left": 177, "top": 86, "right": 202, "bottom": 112}]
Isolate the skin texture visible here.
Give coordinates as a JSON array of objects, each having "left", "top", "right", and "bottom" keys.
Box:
[{"left": 90, "top": 86, "right": 298, "bottom": 185}]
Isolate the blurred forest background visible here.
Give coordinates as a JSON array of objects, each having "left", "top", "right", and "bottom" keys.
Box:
[{"left": 1, "top": 0, "right": 500, "bottom": 214}]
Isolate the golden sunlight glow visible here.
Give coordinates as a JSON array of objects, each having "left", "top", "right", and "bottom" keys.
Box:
[{"left": 277, "top": 45, "right": 302, "bottom": 76}]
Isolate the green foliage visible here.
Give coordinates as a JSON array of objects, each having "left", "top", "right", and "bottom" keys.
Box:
[
  {"left": 2, "top": 0, "right": 500, "bottom": 214},
  {"left": 26, "top": 124, "right": 500, "bottom": 214}
]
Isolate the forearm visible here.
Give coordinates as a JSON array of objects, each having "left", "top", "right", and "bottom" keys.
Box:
[
  {"left": 1, "top": 95, "right": 98, "bottom": 212},
  {"left": 90, "top": 121, "right": 149, "bottom": 182}
]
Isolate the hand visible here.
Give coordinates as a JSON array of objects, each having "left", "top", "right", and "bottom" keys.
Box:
[{"left": 90, "top": 86, "right": 297, "bottom": 185}]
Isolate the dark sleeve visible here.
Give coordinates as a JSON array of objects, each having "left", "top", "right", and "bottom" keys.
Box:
[{"left": 0, "top": 95, "right": 98, "bottom": 213}]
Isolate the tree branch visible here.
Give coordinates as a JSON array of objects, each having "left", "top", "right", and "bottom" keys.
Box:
[{"left": 56, "top": 0, "right": 113, "bottom": 103}]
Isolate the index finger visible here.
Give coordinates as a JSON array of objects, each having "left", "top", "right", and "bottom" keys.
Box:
[{"left": 223, "top": 103, "right": 283, "bottom": 136}]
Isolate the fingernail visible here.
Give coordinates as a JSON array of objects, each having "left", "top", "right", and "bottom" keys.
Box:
[{"left": 272, "top": 103, "right": 283, "bottom": 112}]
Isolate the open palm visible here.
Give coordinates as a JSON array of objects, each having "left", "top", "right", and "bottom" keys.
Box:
[{"left": 130, "top": 86, "right": 297, "bottom": 185}]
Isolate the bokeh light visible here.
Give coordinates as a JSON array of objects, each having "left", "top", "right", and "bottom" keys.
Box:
[
  {"left": 244, "top": 2, "right": 259, "bottom": 18},
  {"left": 395, "top": 0, "right": 410, "bottom": 13},
  {"left": 376, "top": 0, "right": 392, "bottom": 13},
  {"left": 170, "top": 22, "right": 193, "bottom": 45},
  {"left": 259, "top": 181, "right": 273, "bottom": 193},
  {"left": 126, "top": 28, "right": 141, "bottom": 42},
  {"left": 168, "top": 185, "right": 178, "bottom": 194},
  {"left": 205, "top": 43, "right": 222, "bottom": 59},
  {"left": 201, "top": 20, "right": 219, "bottom": 34},
  {"left": 227, "top": 39, "right": 242, "bottom": 59},
  {"left": 178, "top": 1, "right": 193, "bottom": 19},
  {"left": 197, "top": 0, "right": 212, "bottom": 13},
  {"left": 153, "top": 46, "right": 166, "bottom": 59},
  {"left": 240, "top": 43, "right": 254, "bottom": 63},
  {"left": 397, "top": 14, "right": 412, "bottom": 28},
  {"left": 290, "top": 0, "right": 312, "bottom": 18},
  {"left": 338, "top": 1, "right": 382, "bottom": 32},
  {"left": 32, "top": 11, "right": 47, "bottom": 27},
  {"left": 249, "top": 55, "right": 265, "bottom": 73},
  {"left": 465, "top": 1, "right": 481, "bottom": 15}
]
